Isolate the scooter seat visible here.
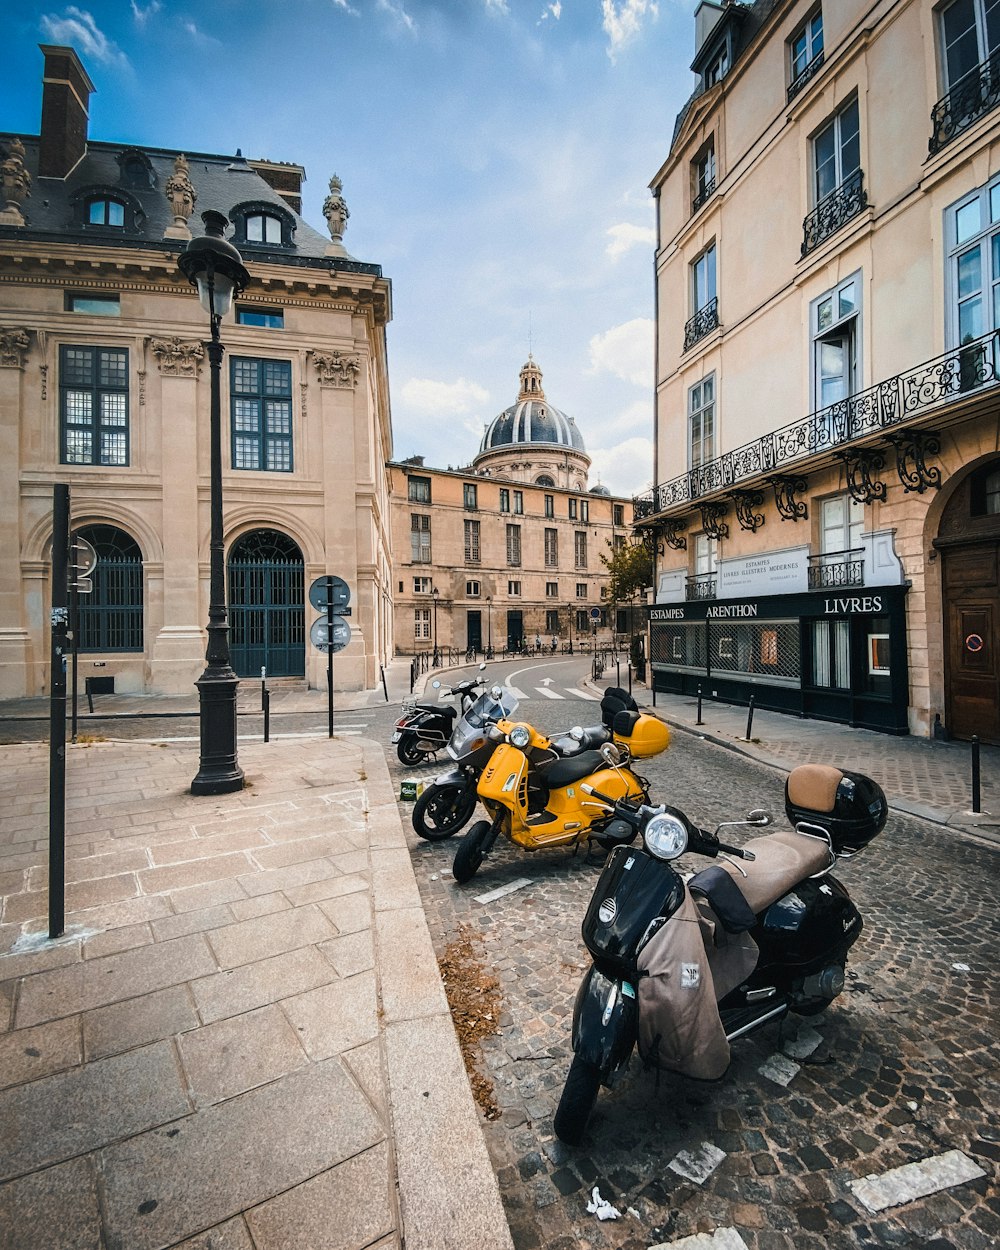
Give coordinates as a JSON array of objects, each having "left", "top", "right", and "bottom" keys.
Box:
[
  {"left": 542, "top": 749, "right": 605, "bottom": 789},
  {"left": 414, "top": 703, "right": 457, "bottom": 717},
  {"left": 710, "top": 829, "right": 835, "bottom": 916}
]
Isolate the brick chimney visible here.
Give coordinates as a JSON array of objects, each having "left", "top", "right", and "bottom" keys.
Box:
[{"left": 38, "top": 45, "right": 95, "bottom": 179}]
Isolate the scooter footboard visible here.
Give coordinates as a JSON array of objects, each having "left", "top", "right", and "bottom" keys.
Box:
[{"left": 571, "top": 966, "right": 638, "bottom": 1077}]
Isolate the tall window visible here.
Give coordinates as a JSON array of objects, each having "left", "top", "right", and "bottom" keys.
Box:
[
  {"left": 231, "top": 358, "right": 293, "bottom": 472},
  {"left": 789, "top": 10, "right": 824, "bottom": 93},
  {"left": 574, "top": 531, "right": 587, "bottom": 568},
  {"left": 568, "top": 498, "right": 578, "bottom": 520},
  {"left": 613, "top": 504, "right": 625, "bottom": 526},
  {"left": 411, "top": 514, "right": 431, "bottom": 563},
  {"left": 821, "top": 494, "right": 863, "bottom": 557},
  {"left": 408, "top": 475, "right": 431, "bottom": 503},
  {"left": 813, "top": 98, "right": 860, "bottom": 205},
  {"left": 464, "top": 483, "right": 478, "bottom": 510},
  {"left": 694, "top": 533, "right": 717, "bottom": 579},
  {"left": 704, "top": 41, "right": 730, "bottom": 87},
  {"left": 76, "top": 525, "right": 143, "bottom": 652},
  {"left": 506, "top": 523, "right": 521, "bottom": 566},
  {"left": 60, "top": 346, "right": 129, "bottom": 466},
  {"left": 581, "top": 500, "right": 589, "bottom": 523},
  {"left": 546, "top": 610, "right": 560, "bottom": 632},
  {"left": 464, "top": 518, "right": 481, "bottom": 563},
  {"left": 689, "top": 375, "right": 715, "bottom": 472},
  {"left": 940, "top": 0, "right": 1000, "bottom": 90},
  {"left": 576, "top": 582, "right": 588, "bottom": 598},
  {"left": 544, "top": 494, "right": 555, "bottom": 518},
  {"left": 499, "top": 488, "right": 510, "bottom": 512},
  {"left": 513, "top": 490, "right": 523, "bottom": 514},
  {"left": 692, "top": 243, "right": 717, "bottom": 314},
  {"left": 947, "top": 177, "right": 1000, "bottom": 348},
  {"left": 693, "top": 140, "right": 716, "bottom": 210},
  {"left": 812, "top": 273, "right": 860, "bottom": 414},
  {"left": 414, "top": 608, "right": 431, "bottom": 640},
  {"left": 544, "top": 528, "right": 559, "bottom": 567}
]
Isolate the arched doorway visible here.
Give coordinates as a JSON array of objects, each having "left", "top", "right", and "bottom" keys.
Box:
[
  {"left": 937, "top": 460, "right": 1000, "bottom": 743},
  {"left": 227, "top": 529, "right": 305, "bottom": 678},
  {"left": 75, "top": 524, "right": 143, "bottom": 652}
]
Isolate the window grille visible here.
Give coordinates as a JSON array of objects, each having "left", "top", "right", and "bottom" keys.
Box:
[{"left": 75, "top": 525, "right": 143, "bottom": 651}]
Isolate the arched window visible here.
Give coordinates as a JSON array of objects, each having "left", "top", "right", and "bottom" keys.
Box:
[
  {"left": 88, "top": 198, "right": 125, "bottom": 227},
  {"left": 75, "top": 525, "right": 143, "bottom": 652},
  {"left": 232, "top": 201, "right": 296, "bottom": 249},
  {"left": 535, "top": 474, "right": 555, "bottom": 487},
  {"left": 245, "top": 212, "right": 283, "bottom": 244}
]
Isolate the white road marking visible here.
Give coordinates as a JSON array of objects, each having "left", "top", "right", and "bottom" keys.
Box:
[
  {"left": 849, "top": 1149, "right": 986, "bottom": 1213},
  {"left": 505, "top": 686, "right": 528, "bottom": 701},
  {"left": 667, "top": 1142, "right": 727, "bottom": 1185},
  {"left": 536, "top": 687, "right": 565, "bottom": 699},
  {"left": 473, "top": 877, "right": 535, "bottom": 904},
  {"left": 574, "top": 689, "right": 600, "bottom": 700},
  {"left": 650, "top": 1231, "right": 749, "bottom": 1250},
  {"left": 759, "top": 1053, "right": 801, "bottom": 1086}
]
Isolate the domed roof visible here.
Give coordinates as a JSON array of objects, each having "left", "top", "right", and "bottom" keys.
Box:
[
  {"left": 478, "top": 357, "right": 586, "bottom": 456},
  {"left": 589, "top": 483, "right": 611, "bottom": 496}
]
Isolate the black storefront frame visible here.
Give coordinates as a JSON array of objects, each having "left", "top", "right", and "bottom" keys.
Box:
[{"left": 648, "top": 585, "right": 910, "bottom": 734}]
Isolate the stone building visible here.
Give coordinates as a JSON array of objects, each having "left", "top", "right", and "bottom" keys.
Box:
[
  {"left": 0, "top": 45, "right": 393, "bottom": 698},
  {"left": 639, "top": 0, "right": 1000, "bottom": 740},
  {"left": 389, "top": 358, "right": 634, "bottom": 658}
]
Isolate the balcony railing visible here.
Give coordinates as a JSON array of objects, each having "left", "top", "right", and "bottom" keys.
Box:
[
  {"left": 692, "top": 177, "right": 717, "bottom": 214},
  {"left": 787, "top": 50, "right": 825, "bottom": 103},
  {"left": 929, "top": 50, "right": 1000, "bottom": 155},
  {"left": 801, "top": 169, "right": 868, "bottom": 257},
  {"left": 686, "top": 573, "right": 717, "bottom": 601},
  {"left": 807, "top": 548, "right": 864, "bottom": 590},
  {"left": 634, "top": 329, "right": 1000, "bottom": 520},
  {"left": 684, "top": 297, "right": 720, "bottom": 351}
]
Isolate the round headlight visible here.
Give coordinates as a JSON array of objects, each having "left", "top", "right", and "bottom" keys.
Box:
[
  {"left": 643, "top": 812, "right": 688, "bottom": 860},
  {"left": 508, "top": 724, "right": 531, "bottom": 749}
]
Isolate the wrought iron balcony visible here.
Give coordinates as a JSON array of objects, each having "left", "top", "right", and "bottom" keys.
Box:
[
  {"left": 787, "top": 50, "right": 825, "bottom": 103},
  {"left": 807, "top": 548, "right": 864, "bottom": 590},
  {"left": 633, "top": 329, "right": 1000, "bottom": 520},
  {"left": 801, "top": 169, "right": 868, "bottom": 257},
  {"left": 684, "top": 297, "right": 719, "bottom": 351},
  {"left": 930, "top": 51, "right": 1000, "bottom": 155},
  {"left": 686, "top": 573, "right": 717, "bottom": 601},
  {"left": 692, "top": 177, "right": 717, "bottom": 214}
]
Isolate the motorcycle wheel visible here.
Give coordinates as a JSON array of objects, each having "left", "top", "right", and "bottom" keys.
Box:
[
  {"left": 396, "top": 734, "right": 425, "bottom": 767},
  {"left": 412, "top": 782, "right": 477, "bottom": 841},
  {"left": 452, "top": 819, "right": 491, "bottom": 883},
  {"left": 553, "top": 1054, "right": 602, "bottom": 1147}
]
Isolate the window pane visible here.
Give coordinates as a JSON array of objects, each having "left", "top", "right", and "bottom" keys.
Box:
[
  {"left": 959, "top": 295, "right": 983, "bottom": 341},
  {"left": 101, "top": 393, "right": 127, "bottom": 426},
  {"left": 838, "top": 282, "right": 857, "bottom": 318},
  {"left": 819, "top": 338, "right": 847, "bottom": 405},
  {"left": 234, "top": 435, "right": 260, "bottom": 469},
  {"left": 265, "top": 441, "right": 291, "bottom": 471},
  {"left": 65, "top": 391, "right": 92, "bottom": 423},
  {"left": 101, "top": 430, "right": 127, "bottom": 465},
  {"left": 99, "top": 350, "right": 128, "bottom": 387},
  {"left": 942, "top": 0, "right": 980, "bottom": 86},
  {"left": 234, "top": 399, "right": 259, "bottom": 431},
  {"left": 957, "top": 197, "right": 982, "bottom": 243},
  {"left": 109, "top": 201, "right": 124, "bottom": 226},
  {"left": 838, "top": 100, "right": 860, "bottom": 178},
  {"left": 265, "top": 401, "right": 291, "bottom": 434},
  {"left": 88, "top": 200, "right": 104, "bottom": 224},
  {"left": 817, "top": 296, "right": 834, "bottom": 331},
  {"left": 65, "top": 429, "right": 92, "bottom": 463},
  {"left": 265, "top": 216, "right": 282, "bottom": 244},
  {"left": 815, "top": 121, "right": 837, "bottom": 200},
  {"left": 958, "top": 245, "right": 982, "bottom": 299},
  {"left": 233, "top": 359, "right": 258, "bottom": 392},
  {"left": 247, "top": 215, "right": 263, "bottom": 242}
]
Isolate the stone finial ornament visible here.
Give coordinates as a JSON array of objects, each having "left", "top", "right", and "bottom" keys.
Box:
[
  {"left": 163, "top": 154, "right": 197, "bottom": 240},
  {"left": 0, "top": 138, "right": 31, "bottom": 227},
  {"left": 323, "top": 174, "right": 352, "bottom": 257}
]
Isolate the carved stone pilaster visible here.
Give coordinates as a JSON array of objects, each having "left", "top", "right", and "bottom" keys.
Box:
[
  {"left": 0, "top": 138, "right": 31, "bottom": 226},
  {"left": 163, "top": 154, "right": 197, "bottom": 240},
  {"left": 150, "top": 337, "right": 205, "bottom": 377},
  {"left": 323, "top": 174, "right": 352, "bottom": 258},
  {"left": 311, "top": 349, "right": 360, "bottom": 389},
  {"left": 0, "top": 327, "right": 31, "bottom": 368}
]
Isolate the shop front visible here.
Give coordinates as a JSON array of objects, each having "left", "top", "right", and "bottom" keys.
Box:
[{"left": 649, "top": 585, "right": 910, "bottom": 734}]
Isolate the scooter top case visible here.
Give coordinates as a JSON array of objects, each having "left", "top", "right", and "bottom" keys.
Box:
[{"left": 581, "top": 844, "right": 685, "bottom": 982}]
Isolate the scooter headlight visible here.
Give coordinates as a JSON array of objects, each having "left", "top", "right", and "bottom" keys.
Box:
[
  {"left": 643, "top": 812, "right": 688, "bottom": 861},
  {"left": 508, "top": 724, "right": 531, "bottom": 749}
]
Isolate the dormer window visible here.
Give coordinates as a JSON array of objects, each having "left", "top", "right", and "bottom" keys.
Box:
[
  {"left": 117, "top": 148, "right": 156, "bottom": 189},
  {"left": 233, "top": 201, "right": 296, "bottom": 249},
  {"left": 88, "top": 198, "right": 125, "bottom": 227},
  {"left": 73, "top": 186, "right": 144, "bottom": 232},
  {"left": 704, "top": 42, "right": 730, "bottom": 87},
  {"left": 246, "top": 213, "right": 282, "bottom": 244}
]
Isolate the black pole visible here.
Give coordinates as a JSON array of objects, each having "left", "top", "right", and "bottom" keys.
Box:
[
  {"left": 972, "top": 735, "right": 981, "bottom": 814},
  {"left": 327, "top": 577, "right": 334, "bottom": 739},
  {"left": 745, "top": 695, "right": 755, "bottom": 742},
  {"left": 380, "top": 664, "right": 389, "bottom": 702},
  {"left": 263, "top": 688, "right": 270, "bottom": 743},
  {"left": 48, "top": 483, "right": 70, "bottom": 939},
  {"left": 696, "top": 685, "right": 703, "bottom": 726},
  {"left": 70, "top": 555, "right": 79, "bottom": 744},
  {"left": 191, "top": 271, "right": 243, "bottom": 795}
]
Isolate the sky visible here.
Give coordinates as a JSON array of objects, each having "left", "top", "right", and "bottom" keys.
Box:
[{"left": 1, "top": 0, "right": 701, "bottom": 497}]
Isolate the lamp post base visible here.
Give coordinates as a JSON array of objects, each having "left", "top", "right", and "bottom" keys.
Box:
[{"left": 191, "top": 666, "right": 244, "bottom": 795}]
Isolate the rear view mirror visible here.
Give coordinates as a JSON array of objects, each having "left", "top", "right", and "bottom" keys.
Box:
[
  {"left": 432, "top": 680, "right": 441, "bottom": 689},
  {"left": 746, "top": 809, "right": 770, "bottom": 825}
]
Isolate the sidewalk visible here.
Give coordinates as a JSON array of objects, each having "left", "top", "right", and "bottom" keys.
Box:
[{"left": 0, "top": 732, "right": 513, "bottom": 1250}]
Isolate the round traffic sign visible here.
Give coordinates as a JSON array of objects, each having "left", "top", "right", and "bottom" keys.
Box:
[
  {"left": 310, "top": 614, "right": 351, "bottom": 654},
  {"left": 309, "top": 575, "right": 351, "bottom": 612},
  {"left": 589, "top": 607, "right": 601, "bottom": 621}
]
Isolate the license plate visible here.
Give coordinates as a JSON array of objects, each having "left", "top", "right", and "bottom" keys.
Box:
[{"left": 391, "top": 732, "right": 401, "bottom": 743}]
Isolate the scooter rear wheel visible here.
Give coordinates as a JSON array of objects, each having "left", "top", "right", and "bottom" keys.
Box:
[
  {"left": 412, "top": 782, "right": 477, "bottom": 840},
  {"left": 452, "top": 819, "right": 491, "bottom": 883},
  {"left": 554, "top": 1055, "right": 602, "bottom": 1146},
  {"left": 396, "top": 734, "right": 426, "bottom": 767}
]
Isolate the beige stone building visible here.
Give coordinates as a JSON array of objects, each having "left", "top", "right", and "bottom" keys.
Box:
[
  {"left": 0, "top": 45, "right": 393, "bottom": 699},
  {"left": 389, "top": 358, "right": 634, "bottom": 658},
  {"left": 640, "top": 0, "right": 1000, "bottom": 741}
]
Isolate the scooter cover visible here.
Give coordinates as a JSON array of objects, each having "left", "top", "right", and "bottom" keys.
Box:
[{"left": 636, "top": 884, "right": 732, "bottom": 1079}]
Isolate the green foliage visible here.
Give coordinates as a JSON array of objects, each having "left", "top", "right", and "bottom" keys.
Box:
[{"left": 600, "top": 538, "right": 653, "bottom": 604}]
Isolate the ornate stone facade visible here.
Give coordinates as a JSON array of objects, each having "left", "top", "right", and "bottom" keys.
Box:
[
  {"left": 311, "top": 349, "right": 360, "bottom": 388},
  {"left": 163, "top": 153, "right": 197, "bottom": 240},
  {"left": 150, "top": 337, "right": 205, "bottom": 376},
  {"left": 0, "top": 327, "right": 30, "bottom": 368},
  {"left": 0, "top": 138, "right": 31, "bottom": 227}
]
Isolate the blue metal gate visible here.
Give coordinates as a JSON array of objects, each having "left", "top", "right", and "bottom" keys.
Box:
[{"left": 228, "top": 529, "right": 305, "bottom": 677}]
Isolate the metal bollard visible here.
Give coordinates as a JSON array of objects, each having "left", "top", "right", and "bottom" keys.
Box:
[
  {"left": 972, "top": 735, "right": 981, "bottom": 814},
  {"left": 380, "top": 665, "right": 389, "bottom": 702},
  {"left": 696, "top": 685, "right": 703, "bottom": 726},
  {"left": 745, "top": 695, "right": 755, "bottom": 742},
  {"left": 263, "top": 687, "right": 270, "bottom": 743}
]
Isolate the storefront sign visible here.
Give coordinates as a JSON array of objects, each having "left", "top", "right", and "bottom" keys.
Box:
[
  {"left": 717, "top": 547, "right": 809, "bottom": 598},
  {"left": 823, "top": 595, "right": 884, "bottom": 615}
]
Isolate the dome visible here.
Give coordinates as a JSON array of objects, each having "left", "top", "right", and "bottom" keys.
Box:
[
  {"left": 478, "top": 357, "right": 586, "bottom": 456},
  {"left": 589, "top": 483, "right": 611, "bottom": 496}
]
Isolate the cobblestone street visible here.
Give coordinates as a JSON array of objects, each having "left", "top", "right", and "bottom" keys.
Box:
[{"left": 394, "top": 722, "right": 1000, "bottom": 1250}]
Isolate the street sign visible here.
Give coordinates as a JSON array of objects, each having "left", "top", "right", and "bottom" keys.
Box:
[
  {"left": 70, "top": 536, "right": 98, "bottom": 592},
  {"left": 310, "top": 614, "right": 351, "bottom": 654},
  {"left": 589, "top": 607, "right": 601, "bottom": 621},
  {"left": 74, "top": 576, "right": 93, "bottom": 595},
  {"left": 309, "top": 575, "right": 351, "bottom": 612}
]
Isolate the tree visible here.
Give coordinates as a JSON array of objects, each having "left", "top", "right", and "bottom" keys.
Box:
[{"left": 601, "top": 538, "right": 654, "bottom": 606}]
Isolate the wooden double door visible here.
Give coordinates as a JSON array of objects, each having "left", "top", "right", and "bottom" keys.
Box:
[{"left": 943, "top": 542, "right": 1000, "bottom": 743}]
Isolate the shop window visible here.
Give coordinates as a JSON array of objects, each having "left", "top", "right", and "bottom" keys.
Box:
[
  {"left": 60, "top": 345, "right": 129, "bottom": 466},
  {"left": 863, "top": 615, "right": 892, "bottom": 692},
  {"left": 811, "top": 618, "right": 851, "bottom": 689},
  {"left": 230, "top": 357, "right": 293, "bottom": 472}
]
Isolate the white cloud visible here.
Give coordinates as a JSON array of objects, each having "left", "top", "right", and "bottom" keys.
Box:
[
  {"left": 180, "top": 18, "right": 222, "bottom": 47},
  {"left": 484, "top": 0, "right": 510, "bottom": 13},
  {"left": 589, "top": 436, "right": 654, "bottom": 498},
  {"left": 588, "top": 318, "right": 653, "bottom": 388},
  {"left": 538, "top": 1, "right": 562, "bottom": 22},
  {"left": 606, "top": 221, "right": 656, "bottom": 260},
  {"left": 332, "top": 0, "right": 361, "bottom": 13},
  {"left": 602, "top": 0, "right": 658, "bottom": 61},
  {"left": 400, "top": 376, "right": 490, "bottom": 416},
  {"left": 40, "top": 7, "right": 129, "bottom": 67},
  {"left": 376, "top": 0, "right": 417, "bottom": 34},
  {"left": 130, "top": 0, "right": 161, "bottom": 25}
]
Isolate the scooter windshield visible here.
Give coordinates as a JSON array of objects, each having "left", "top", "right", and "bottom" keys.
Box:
[{"left": 450, "top": 689, "right": 518, "bottom": 752}]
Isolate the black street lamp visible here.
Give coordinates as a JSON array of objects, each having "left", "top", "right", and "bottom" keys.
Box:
[
  {"left": 178, "top": 211, "right": 250, "bottom": 796},
  {"left": 432, "top": 586, "right": 440, "bottom": 667},
  {"left": 568, "top": 604, "right": 574, "bottom": 654},
  {"left": 485, "top": 594, "right": 493, "bottom": 659}
]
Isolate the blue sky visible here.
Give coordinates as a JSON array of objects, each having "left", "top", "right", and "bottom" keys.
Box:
[{"left": 2, "top": 0, "right": 699, "bottom": 496}]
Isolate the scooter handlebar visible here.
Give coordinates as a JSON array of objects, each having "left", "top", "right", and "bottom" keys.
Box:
[{"left": 699, "top": 830, "right": 755, "bottom": 861}]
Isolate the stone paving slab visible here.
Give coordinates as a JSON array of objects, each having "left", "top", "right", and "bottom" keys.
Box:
[{"left": 0, "top": 736, "right": 513, "bottom": 1250}]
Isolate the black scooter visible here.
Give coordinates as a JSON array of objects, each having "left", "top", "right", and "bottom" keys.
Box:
[
  {"left": 554, "top": 763, "right": 887, "bottom": 1145},
  {"left": 392, "top": 668, "right": 488, "bottom": 767}
]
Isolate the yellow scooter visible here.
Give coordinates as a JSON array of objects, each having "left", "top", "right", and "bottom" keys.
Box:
[{"left": 451, "top": 707, "right": 670, "bottom": 883}]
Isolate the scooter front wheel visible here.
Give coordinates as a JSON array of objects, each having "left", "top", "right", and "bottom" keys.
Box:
[
  {"left": 554, "top": 1054, "right": 602, "bottom": 1146},
  {"left": 396, "top": 733, "right": 425, "bottom": 767},
  {"left": 452, "top": 819, "right": 491, "bottom": 883},
  {"left": 412, "top": 782, "right": 477, "bottom": 840}
]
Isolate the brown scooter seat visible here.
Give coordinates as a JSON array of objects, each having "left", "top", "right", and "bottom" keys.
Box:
[{"left": 710, "top": 829, "right": 835, "bottom": 915}]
